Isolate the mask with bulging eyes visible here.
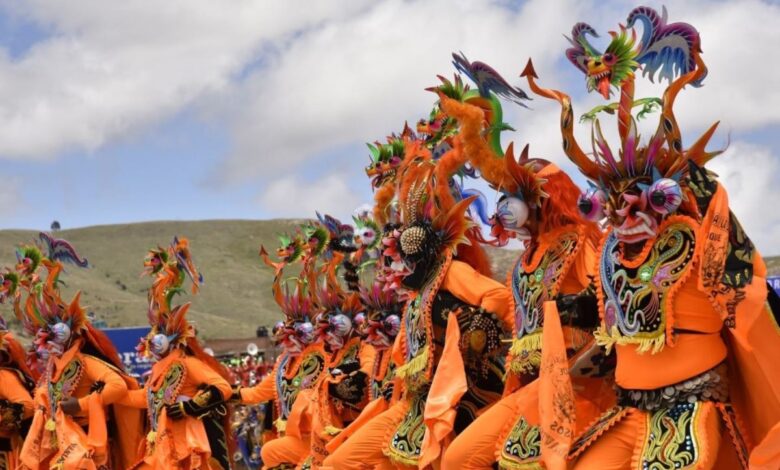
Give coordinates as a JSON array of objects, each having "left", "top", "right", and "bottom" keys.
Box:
[
  {"left": 150, "top": 333, "right": 171, "bottom": 358},
  {"left": 577, "top": 184, "right": 607, "bottom": 222},
  {"left": 324, "top": 314, "right": 353, "bottom": 350},
  {"left": 294, "top": 321, "right": 315, "bottom": 345},
  {"left": 585, "top": 176, "right": 684, "bottom": 244},
  {"left": 51, "top": 322, "right": 71, "bottom": 346},
  {"left": 496, "top": 196, "right": 531, "bottom": 240}
]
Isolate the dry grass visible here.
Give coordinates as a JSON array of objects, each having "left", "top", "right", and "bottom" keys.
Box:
[{"left": 1, "top": 220, "right": 776, "bottom": 340}]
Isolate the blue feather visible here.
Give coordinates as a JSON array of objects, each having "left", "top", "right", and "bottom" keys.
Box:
[{"left": 460, "top": 188, "right": 491, "bottom": 225}]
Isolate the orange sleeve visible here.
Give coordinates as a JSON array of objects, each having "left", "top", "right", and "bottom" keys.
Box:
[
  {"left": 442, "top": 260, "right": 514, "bottom": 329},
  {"left": 118, "top": 387, "right": 148, "bottom": 409},
  {"left": 358, "top": 343, "right": 377, "bottom": 375},
  {"left": 184, "top": 357, "right": 232, "bottom": 400},
  {"left": 0, "top": 369, "right": 34, "bottom": 418},
  {"left": 239, "top": 372, "right": 275, "bottom": 405},
  {"left": 78, "top": 355, "right": 129, "bottom": 411}
]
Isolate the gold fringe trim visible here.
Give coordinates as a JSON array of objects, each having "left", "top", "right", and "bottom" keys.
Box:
[
  {"left": 394, "top": 344, "right": 429, "bottom": 380},
  {"left": 498, "top": 458, "right": 544, "bottom": 470},
  {"left": 384, "top": 447, "right": 420, "bottom": 466},
  {"left": 274, "top": 418, "right": 287, "bottom": 433},
  {"left": 594, "top": 326, "right": 666, "bottom": 355},
  {"left": 45, "top": 419, "right": 56, "bottom": 431},
  {"left": 508, "top": 332, "right": 543, "bottom": 356},
  {"left": 507, "top": 332, "right": 543, "bottom": 375}
]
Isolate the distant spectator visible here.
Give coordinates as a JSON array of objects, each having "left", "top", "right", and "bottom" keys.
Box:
[{"left": 256, "top": 325, "right": 269, "bottom": 338}]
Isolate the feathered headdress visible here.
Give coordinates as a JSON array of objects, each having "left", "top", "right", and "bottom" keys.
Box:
[
  {"left": 395, "top": 151, "right": 476, "bottom": 261},
  {"left": 138, "top": 236, "right": 203, "bottom": 358}
]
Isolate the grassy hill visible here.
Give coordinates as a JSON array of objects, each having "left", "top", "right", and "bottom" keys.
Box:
[{"left": 1, "top": 220, "right": 777, "bottom": 340}]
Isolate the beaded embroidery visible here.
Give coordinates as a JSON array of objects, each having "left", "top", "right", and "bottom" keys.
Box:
[
  {"left": 46, "top": 358, "right": 84, "bottom": 434},
  {"left": 394, "top": 253, "right": 450, "bottom": 390}
]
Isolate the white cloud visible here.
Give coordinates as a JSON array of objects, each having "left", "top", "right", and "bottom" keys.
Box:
[
  {"left": 218, "top": 0, "right": 589, "bottom": 183},
  {"left": 257, "top": 173, "right": 363, "bottom": 220},
  {"left": 592, "top": 0, "right": 780, "bottom": 135},
  {"left": 0, "top": 0, "right": 373, "bottom": 159},
  {"left": 0, "top": 0, "right": 777, "bottom": 248},
  {"left": 708, "top": 141, "right": 780, "bottom": 255}
]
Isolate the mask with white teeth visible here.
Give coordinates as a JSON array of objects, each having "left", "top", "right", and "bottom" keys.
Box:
[{"left": 580, "top": 175, "right": 682, "bottom": 245}]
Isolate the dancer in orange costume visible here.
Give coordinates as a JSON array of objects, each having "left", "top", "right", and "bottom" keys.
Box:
[
  {"left": 122, "top": 237, "right": 233, "bottom": 469},
  {"left": 438, "top": 89, "right": 614, "bottom": 469},
  {"left": 268, "top": 213, "right": 379, "bottom": 469},
  {"left": 14, "top": 237, "right": 143, "bottom": 469},
  {"left": 323, "top": 280, "right": 403, "bottom": 458},
  {"left": 305, "top": 279, "right": 376, "bottom": 468},
  {"left": 234, "top": 231, "right": 327, "bottom": 470},
  {"left": 0, "top": 308, "right": 38, "bottom": 470},
  {"left": 324, "top": 119, "right": 513, "bottom": 469},
  {"left": 317, "top": 133, "right": 408, "bottom": 463},
  {"left": 523, "top": 6, "right": 780, "bottom": 468}
]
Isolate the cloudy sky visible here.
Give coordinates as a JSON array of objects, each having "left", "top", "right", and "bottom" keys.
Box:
[{"left": 0, "top": 0, "right": 778, "bottom": 254}]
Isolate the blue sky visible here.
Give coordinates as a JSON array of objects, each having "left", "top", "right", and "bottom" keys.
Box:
[{"left": 0, "top": 0, "right": 778, "bottom": 253}]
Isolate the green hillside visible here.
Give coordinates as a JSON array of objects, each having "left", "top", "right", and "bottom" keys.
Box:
[{"left": 1, "top": 220, "right": 777, "bottom": 341}]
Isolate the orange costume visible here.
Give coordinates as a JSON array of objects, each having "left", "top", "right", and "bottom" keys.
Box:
[
  {"left": 438, "top": 94, "right": 614, "bottom": 469},
  {"left": 238, "top": 344, "right": 327, "bottom": 470},
  {"left": 323, "top": 127, "right": 513, "bottom": 469},
  {"left": 323, "top": 281, "right": 403, "bottom": 457},
  {"left": 524, "top": 6, "right": 780, "bottom": 468},
  {"left": 10, "top": 241, "right": 142, "bottom": 470},
  {"left": 308, "top": 334, "right": 375, "bottom": 468},
  {"left": 294, "top": 252, "right": 378, "bottom": 468},
  {"left": 126, "top": 237, "right": 234, "bottom": 470},
  {"left": 0, "top": 313, "right": 37, "bottom": 470},
  {"left": 240, "top": 231, "right": 331, "bottom": 470}
]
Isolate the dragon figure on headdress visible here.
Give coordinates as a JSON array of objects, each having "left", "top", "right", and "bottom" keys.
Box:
[{"left": 563, "top": 6, "right": 703, "bottom": 131}]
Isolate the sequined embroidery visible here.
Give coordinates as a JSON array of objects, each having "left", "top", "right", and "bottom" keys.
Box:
[
  {"left": 370, "top": 352, "right": 394, "bottom": 401},
  {"left": 498, "top": 417, "right": 542, "bottom": 469},
  {"left": 48, "top": 358, "right": 84, "bottom": 423},
  {"left": 509, "top": 231, "right": 580, "bottom": 374},
  {"left": 513, "top": 231, "right": 580, "bottom": 338},
  {"left": 386, "top": 393, "right": 426, "bottom": 466},
  {"left": 638, "top": 402, "right": 702, "bottom": 469},
  {"left": 596, "top": 219, "right": 696, "bottom": 353},
  {"left": 276, "top": 349, "right": 325, "bottom": 421},
  {"left": 394, "top": 253, "right": 450, "bottom": 390},
  {"left": 147, "top": 361, "right": 186, "bottom": 439}
]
